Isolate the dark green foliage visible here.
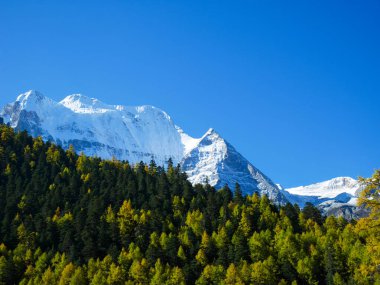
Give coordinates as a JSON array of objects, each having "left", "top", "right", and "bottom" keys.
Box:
[
  {"left": 0, "top": 125, "right": 378, "bottom": 284},
  {"left": 302, "top": 202, "right": 323, "bottom": 225}
]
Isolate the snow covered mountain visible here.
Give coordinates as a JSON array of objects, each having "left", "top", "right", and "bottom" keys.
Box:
[
  {"left": 283, "top": 177, "right": 367, "bottom": 219},
  {"left": 1, "top": 90, "right": 184, "bottom": 165},
  {"left": 181, "top": 128, "right": 288, "bottom": 202},
  {"left": 0, "top": 90, "right": 286, "bottom": 202}
]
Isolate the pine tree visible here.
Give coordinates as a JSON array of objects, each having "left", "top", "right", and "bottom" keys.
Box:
[
  {"left": 70, "top": 267, "right": 87, "bottom": 285},
  {"left": 0, "top": 256, "right": 10, "bottom": 285},
  {"left": 224, "top": 263, "right": 244, "bottom": 285},
  {"left": 233, "top": 183, "right": 244, "bottom": 205}
]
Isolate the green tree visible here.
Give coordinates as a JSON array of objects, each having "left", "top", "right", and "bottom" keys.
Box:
[
  {"left": 150, "top": 259, "right": 168, "bottom": 285},
  {"left": 233, "top": 183, "right": 244, "bottom": 205},
  {"left": 224, "top": 263, "right": 244, "bottom": 285},
  {"left": 117, "top": 200, "right": 135, "bottom": 246},
  {"left": 58, "top": 262, "right": 75, "bottom": 285},
  {"left": 250, "top": 256, "right": 278, "bottom": 285},
  {"left": 168, "top": 267, "right": 186, "bottom": 285},
  {"left": 0, "top": 256, "right": 10, "bottom": 285},
  {"left": 248, "top": 229, "right": 272, "bottom": 262},
  {"left": 196, "top": 265, "right": 225, "bottom": 285},
  {"left": 70, "top": 267, "right": 87, "bottom": 285}
]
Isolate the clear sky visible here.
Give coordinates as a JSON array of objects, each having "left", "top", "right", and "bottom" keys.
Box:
[{"left": 1, "top": 1, "right": 379, "bottom": 187}]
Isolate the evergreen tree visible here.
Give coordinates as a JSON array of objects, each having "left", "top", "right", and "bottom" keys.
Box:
[
  {"left": 0, "top": 125, "right": 378, "bottom": 285},
  {"left": 233, "top": 183, "right": 244, "bottom": 205}
]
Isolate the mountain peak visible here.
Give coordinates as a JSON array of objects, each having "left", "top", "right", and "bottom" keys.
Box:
[
  {"left": 62, "top": 93, "right": 91, "bottom": 102},
  {"left": 201, "top": 128, "right": 223, "bottom": 141},
  {"left": 328, "top": 176, "right": 357, "bottom": 184},
  {"left": 61, "top": 93, "right": 100, "bottom": 105},
  {"left": 16, "top": 90, "right": 46, "bottom": 103},
  {"left": 60, "top": 94, "right": 112, "bottom": 113},
  {"left": 181, "top": 127, "right": 287, "bottom": 203},
  {"left": 206, "top": 127, "right": 215, "bottom": 134},
  {"left": 14, "top": 90, "right": 55, "bottom": 112},
  {"left": 205, "top": 127, "right": 218, "bottom": 135}
]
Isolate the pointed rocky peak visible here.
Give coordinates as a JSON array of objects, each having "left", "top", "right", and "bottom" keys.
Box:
[
  {"left": 181, "top": 127, "right": 288, "bottom": 203},
  {"left": 205, "top": 127, "right": 216, "bottom": 135},
  {"left": 16, "top": 90, "right": 45, "bottom": 102},
  {"left": 202, "top": 128, "right": 221, "bottom": 138},
  {"left": 197, "top": 128, "right": 226, "bottom": 149}
]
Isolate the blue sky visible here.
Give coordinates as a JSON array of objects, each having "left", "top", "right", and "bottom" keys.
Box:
[{"left": 1, "top": 1, "right": 379, "bottom": 187}]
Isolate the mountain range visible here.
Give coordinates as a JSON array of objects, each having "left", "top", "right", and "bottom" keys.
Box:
[{"left": 0, "top": 90, "right": 365, "bottom": 217}]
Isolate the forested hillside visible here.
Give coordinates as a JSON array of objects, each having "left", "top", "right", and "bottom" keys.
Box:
[{"left": 0, "top": 124, "right": 378, "bottom": 284}]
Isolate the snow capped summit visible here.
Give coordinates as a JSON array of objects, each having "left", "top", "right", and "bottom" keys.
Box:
[
  {"left": 0, "top": 90, "right": 287, "bottom": 203},
  {"left": 16, "top": 90, "right": 45, "bottom": 102},
  {"left": 181, "top": 127, "right": 288, "bottom": 203},
  {"left": 60, "top": 94, "right": 113, "bottom": 113},
  {"left": 204, "top": 128, "right": 217, "bottom": 136},
  {"left": 181, "top": 128, "right": 230, "bottom": 186},
  {"left": 15, "top": 90, "right": 56, "bottom": 111}
]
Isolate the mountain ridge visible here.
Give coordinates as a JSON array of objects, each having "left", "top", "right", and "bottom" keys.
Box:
[
  {"left": 2, "top": 90, "right": 367, "bottom": 213},
  {"left": 283, "top": 176, "right": 366, "bottom": 219},
  {"left": 1, "top": 90, "right": 286, "bottom": 202}
]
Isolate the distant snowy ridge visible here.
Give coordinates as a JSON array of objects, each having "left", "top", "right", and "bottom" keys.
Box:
[
  {"left": 286, "top": 177, "right": 362, "bottom": 199},
  {"left": 283, "top": 177, "right": 367, "bottom": 219},
  {"left": 1, "top": 90, "right": 286, "bottom": 202}
]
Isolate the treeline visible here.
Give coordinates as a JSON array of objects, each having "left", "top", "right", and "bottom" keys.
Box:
[{"left": 0, "top": 124, "right": 378, "bottom": 284}]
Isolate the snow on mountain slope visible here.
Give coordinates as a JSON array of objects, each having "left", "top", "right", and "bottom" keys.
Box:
[
  {"left": 283, "top": 177, "right": 367, "bottom": 219},
  {"left": 1, "top": 90, "right": 286, "bottom": 202},
  {"left": 176, "top": 126, "right": 201, "bottom": 155},
  {"left": 286, "top": 177, "right": 362, "bottom": 199},
  {"left": 181, "top": 128, "right": 288, "bottom": 204},
  {"left": 317, "top": 198, "right": 369, "bottom": 220},
  {"left": 1, "top": 90, "right": 185, "bottom": 165},
  {"left": 60, "top": 94, "right": 117, "bottom": 113}
]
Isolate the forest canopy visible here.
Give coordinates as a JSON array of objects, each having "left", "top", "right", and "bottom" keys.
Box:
[{"left": 0, "top": 124, "right": 379, "bottom": 284}]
